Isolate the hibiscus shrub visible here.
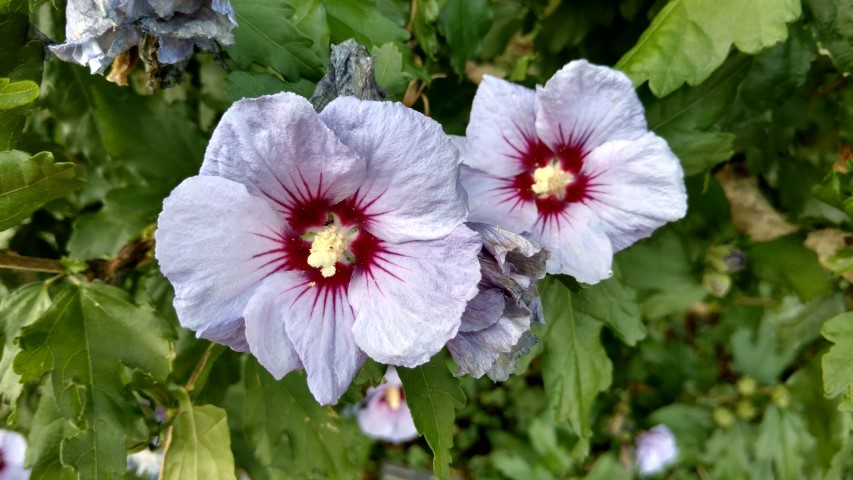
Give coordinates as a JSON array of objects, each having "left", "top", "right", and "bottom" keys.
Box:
[{"left": 1, "top": 0, "right": 852, "bottom": 479}]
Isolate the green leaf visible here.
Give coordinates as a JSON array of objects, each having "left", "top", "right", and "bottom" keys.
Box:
[
  {"left": 573, "top": 275, "right": 645, "bottom": 346},
  {"left": 0, "top": 150, "right": 85, "bottom": 232},
  {"left": 539, "top": 278, "right": 612, "bottom": 448},
  {"left": 748, "top": 235, "right": 834, "bottom": 302},
  {"left": 437, "top": 0, "right": 493, "bottom": 75},
  {"left": 411, "top": 0, "right": 441, "bottom": 59},
  {"left": 228, "top": 0, "right": 325, "bottom": 81},
  {"left": 755, "top": 406, "right": 815, "bottom": 480},
  {"left": 821, "top": 311, "right": 853, "bottom": 409},
  {"left": 14, "top": 283, "right": 174, "bottom": 478},
  {"left": 370, "top": 42, "right": 408, "bottom": 100},
  {"left": 398, "top": 351, "right": 466, "bottom": 480},
  {"left": 162, "top": 388, "right": 236, "bottom": 480},
  {"left": 665, "top": 131, "right": 736, "bottom": 175},
  {"left": 616, "top": 0, "right": 801, "bottom": 96},
  {"left": 67, "top": 187, "right": 163, "bottom": 259},
  {"left": 27, "top": 384, "right": 78, "bottom": 480},
  {"left": 806, "top": 0, "right": 853, "bottom": 74},
  {"left": 0, "top": 77, "right": 37, "bottom": 109},
  {"left": 585, "top": 454, "right": 631, "bottom": 480},
  {"left": 0, "top": 283, "right": 50, "bottom": 408},
  {"left": 225, "top": 71, "right": 315, "bottom": 102},
  {"left": 325, "top": 0, "right": 409, "bottom": 47},
  {"left": 243, "top": 359, "right": 359, "bottom": 479}
]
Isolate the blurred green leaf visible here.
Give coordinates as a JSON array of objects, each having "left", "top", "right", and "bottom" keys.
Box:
[
  {"left": 14, "top": 283, "right": 174, "bottom": 478},
  {"left": 585, "top": 454, "right": 631, "bottom": 480},
  {"left": 411, "top": 0, "right": 442, "bottom": 60},
  {"left": 666, "top": 131, "right": 736, "bottom": 175},
  {"left": 805, "top": 0, "right": 853, "bottom": 74},
  {"left": 822, "top": 312, "right": 853, "bottom": 409},
  {"left": 0, "top": 150, "right": 85, "bottom": 232},
  {"left": 0, "top": 283, "right": 50, "bottom": 408},
  {"left": 398, "top": 351, "right": 466, "bottom": 480},
  {"left": 573, "top": 274, "right": 645, "bottom": 346},
  {"left": 539, "top": 278, "right": 612, "bottom": 449},
  {"left": 0, "top": 77, "right": 37, "bottom": 110},
  {"left": 755, "top": 406, "right": 815, "bottom": 480},
  {"left": 438, "top": 0, "right": 493, "bottom": 75},
  {"left": 243, "top": 359, "right": 359, "bottom": 478},
  {"left": 229, "top": 0, "right": 325, "bottom": 81},
  {"left": 325, "top": 0, "right": 409, "bottom": 46},
  {"left": 162, "top": 387, "right": 236, "bottom": 480},
  {"left": 748, "top": 235, "right": 834, "bottom": 301},
  {"left": 617, "top": 0, "right": 801, "bottom": 96},
  {"left": 225, "top": 71, "right": 315, "bottom": 101},
  {"left": 67, "top": 187, "right": 162, "bottom": 259}
]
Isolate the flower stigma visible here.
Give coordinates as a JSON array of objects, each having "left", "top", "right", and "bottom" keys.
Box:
[
  {"left": 306, "top": 222, "right": 353, "bottom": 278},
  {"left": 386, "top": 385, "right": 402, "bottom": 411},
  {"left": 531, "top": 160, "right": 575, "bottom": 199}
]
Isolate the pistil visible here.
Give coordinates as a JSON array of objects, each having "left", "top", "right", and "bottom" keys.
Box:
[
  {"left": 307, "top": 224, "right": 349, "bottom": 277},
  {"left": 531, "top": 161, "right": 575, "bottom": 199}
]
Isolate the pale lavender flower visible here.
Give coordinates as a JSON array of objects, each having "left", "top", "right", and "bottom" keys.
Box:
[
  {"left": 127, "top": 449, "right": 163, "bottom": 480},
  {"left": 0, "top": 430, "right": 29, "bottom": 480},
  {"left": 635, "top": 425, "right": 678, "bottom": 476},
  {"left": 155, "top": 93, "right": 481, "bottom": 405},
  {"left": 460, "top": 60, "right": 687, "bottom": 284},
  {"left": 447, "top": 223, "right": 548, "bottom": 380},
  {"left": 357, "top": 367, "right": 418, "bottom": 444},
  {"left": 50, "top": 0, "right": 236, "bottom": 74}
]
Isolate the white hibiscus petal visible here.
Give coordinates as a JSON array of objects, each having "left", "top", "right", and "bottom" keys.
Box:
[
  {"left": 460, "top": 166, "right": 538, "bottom": 234},
  {"left": 201, "top": 92, "right": 366, "bottom": 215},
  {"left": 278, "top": 272, "right": 365, "bottom": 405},
  {"left": 319, "top": 97, "right": 468, "bottom": 243},
  {"left": 532, "top": 202, "right": 614, "bottom": 284},
  {"left": 243, "top": 271, "right": 304, "bottom": 379},
  {"left": 155, "top": 175, "right": 288, "bottom": 351},
  {"left": 349, "top": 225, "right": 482, "bottom": 367},
  {"left": 581, "top": 134, "right": 687, "bottom": 251},
  {"left": 536, "top": 60, "right": 647, "bottom": 155},
  {"left": 465, "top": 75, "right": 539, "bottom": 177}
]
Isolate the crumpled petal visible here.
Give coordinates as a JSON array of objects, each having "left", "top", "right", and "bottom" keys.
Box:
[
  {"left": 535, "top": 60, "right": 647, "bottom": 155},
  {"left": 243, "top": 271, "right": 304, "bottom": 380},
  {"left": 447, "top": 223, "right": 548, "bottom": 379},
  {"left": 127, "top": 448, "right": 164, "bottom": 479},
  {"left": 534, "top": 202, "right": 613, "bottom": 283},
  {"left": 460, "top": 166, "right": 538, "bottom": 233},
  {"left": 155, "top": 175, "right": 286, "bottom": 351},
  {"left": 319, "top": 97, "right": 468, "bottom": 244},
  {"left": 580, "top": 134, "right": 687, "bottom": 251},
  {"left": 465, "top": 75, "right": 538, "bottom": 178},
  {"left": 278, "top": 272, "right": 366, "bottom": 405},
  {"left": 357, "top": 368, "right": 418, "bottom": 444},
  {"left": 202, "top": 93, "right": 366, "bottom": 216},
  {"left": 349, "top": 225, "right": 482, "bottom": 367}
]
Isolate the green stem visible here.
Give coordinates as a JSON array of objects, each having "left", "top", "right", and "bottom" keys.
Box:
[{"left": 0, "top": 253, "right": 64, "bottom": 273}]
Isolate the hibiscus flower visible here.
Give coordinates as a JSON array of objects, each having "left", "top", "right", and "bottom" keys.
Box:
[
  {"left": 635, "top": 424, "right": 678, "bottom": 476},
  {"left": 0, "top": 429, "right": 29, "bottom": 480},
  {"left": 356, "top": 367, "right": 418, "bottom": 444},
  {"left": 460, "top": 60, "right": 687, "bottom": 284},
  {"left": 156, "top": 93, "right": 481, "bottom": 405}
]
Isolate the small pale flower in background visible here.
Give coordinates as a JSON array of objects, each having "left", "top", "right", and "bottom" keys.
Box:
[
  {"left": 460, "top": 60, "right": 687, "bottom": 284},
  {"left": 51, "top": 0, "right": 236, "bottom": 81},
  {"left": 635, "top": 424, "right": 677, "bottom": 476},
  {"left": 156, "top": 93, "right": 481, "bottom": 405},
  {"left": 447, "top": 223, "right": 548, "bottom": 380},
  {"left": 127, "top": 449, "right": 163, "bottom": 480},
  {"left": 357, "top": 367, "right": 418, "bottom": 444},
  {"left": 0, "top": 430, "right": 29, "bottom": 480}
]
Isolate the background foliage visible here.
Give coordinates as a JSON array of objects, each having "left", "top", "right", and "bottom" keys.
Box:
[{"left": 1, "top": 0, "right": 853, "bottom": 478}]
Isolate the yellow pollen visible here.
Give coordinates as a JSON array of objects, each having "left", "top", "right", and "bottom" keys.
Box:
[
  {"left": 531, "top": 162, "right": 575, "bottom": 199},
  {"left": 386, "top": 386, "right": 402, "bottom": 411},
  {"left": 306, "top": 224, "right": 349, "bottom": 278}
]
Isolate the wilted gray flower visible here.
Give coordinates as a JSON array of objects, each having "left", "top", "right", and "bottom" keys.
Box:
[
  {"left": 51, "top": 0, "right": 236, "bottom": 84},
  {"left": 447, "top": 222, "right": 548, "bottom": 381}
]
